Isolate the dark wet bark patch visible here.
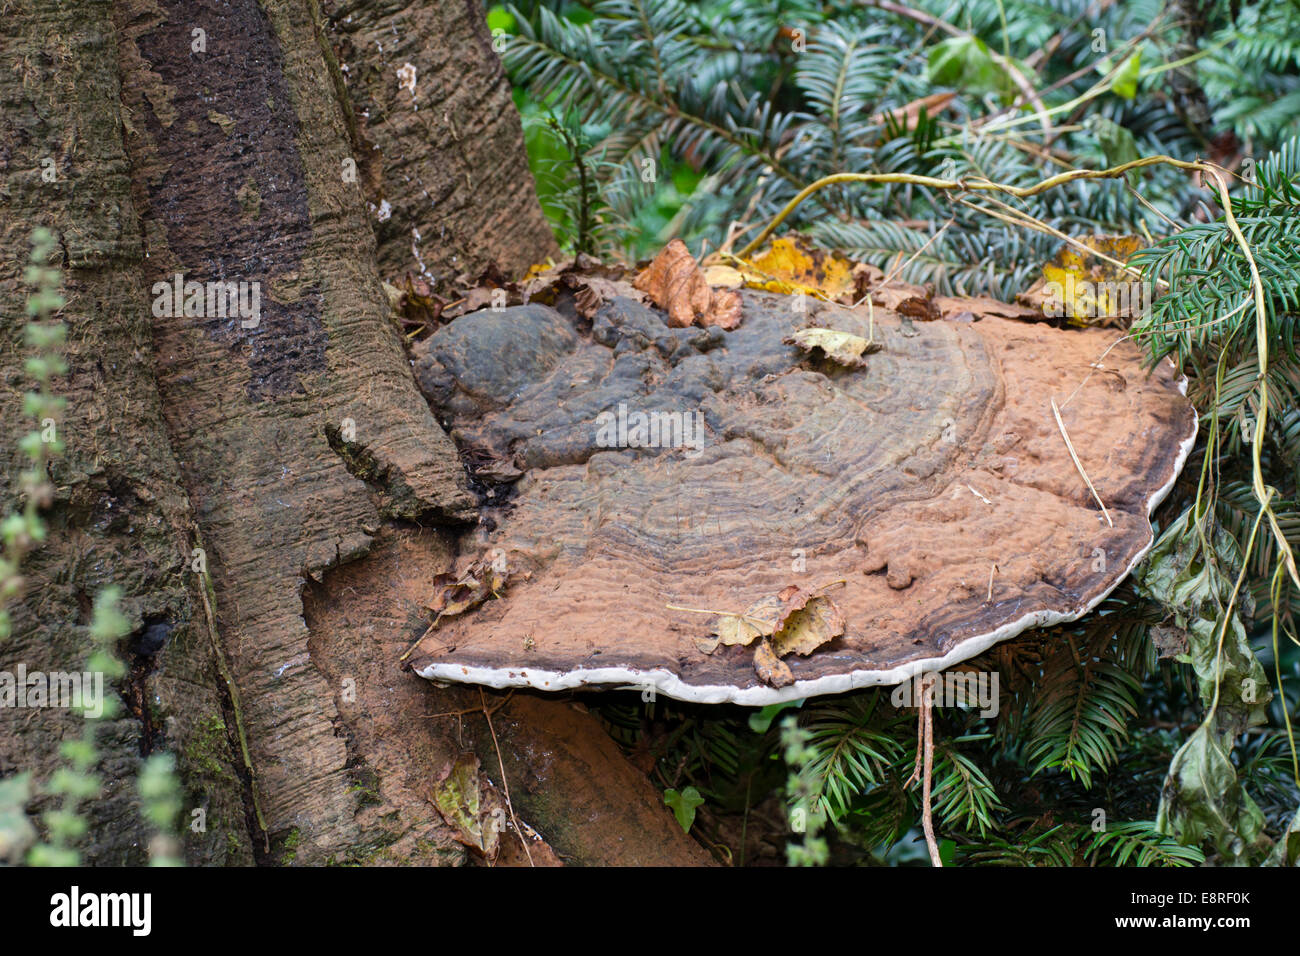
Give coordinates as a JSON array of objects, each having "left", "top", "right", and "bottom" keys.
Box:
[{"left": 133, "top": 0, "right": 325, "bottom": 400}]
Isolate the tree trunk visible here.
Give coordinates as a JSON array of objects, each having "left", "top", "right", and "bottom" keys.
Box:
[{"left": 1, "top": 0, "right": 709, "bottom": 867}]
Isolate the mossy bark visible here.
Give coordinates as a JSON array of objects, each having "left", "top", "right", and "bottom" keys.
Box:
[
  {"left": 2, "top": 0, "right": 709, "bottom": 867},
  {"left": 0, "top": 0, "right": 252, "bottom": 865}
]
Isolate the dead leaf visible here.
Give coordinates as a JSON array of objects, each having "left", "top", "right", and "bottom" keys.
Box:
[
  {"left": 569, "top": 275, "right": 648, "bottom": 319},
  {"left": 753, "top": 638, "right": 794, "bottom": 688},
  {"left": 870, "top": 281, "right": 932, "bottom": 312},
  {"left": 634, "top": 238, "right": 743, "bottom": 330},
  {"left": 785, "top": 327, "right": 881, "bottom": 368},
  {"left": 773, "top": 596, "right": 845, "bottom": 657},
  {"left": 1150, "top": 624, "right": 1190, "bottom": 660},
  {"left": 431, "top": 753, "right": 507, "bottom": 861},
  {"left": 934, "top": 295, "right": 1042, "bottom": 322},
  {"left": 895, "top": 295, "right": 941, "bottom": 322},
  {"left": 867, "top": 92, "right": 958, "bottom": 134},
  {"left": 702, "top": 264, "right": 745, "bottom": 288},
  {"left": 695, "top": 595, "right": 784, "bottom": 653},
  {"left": 1017, "top": 235, "right": 1148, "bottom": 326},
  {"left": 746, "top": 236, "right": 857, "bottom": 301},
  {"left": 427, "top": 554, "right": 509, "bottom": 625},
  {"left": 852, "top": 261, "right": 885, "bottom": 301},
  {"left": 771, "top": 585, "right": 846, "bottom": 657}
]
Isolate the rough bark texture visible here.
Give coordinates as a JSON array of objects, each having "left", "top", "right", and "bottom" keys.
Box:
[
  {"left": 320, "top": 0, "right": 560, "bottom": 284},
  {"left": 302, "top": 524, "right": 714, "bottom": 865},
  {"left": 0, "top": 0, "right": 252, "bottom": 865},
  {"left": 2, "top": 0, "right": 710, "bottom": 866}
]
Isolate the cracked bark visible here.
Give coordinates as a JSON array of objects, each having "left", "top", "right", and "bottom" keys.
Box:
[{"left": 1, "top": 0, "right": 705, "bottom": 866}]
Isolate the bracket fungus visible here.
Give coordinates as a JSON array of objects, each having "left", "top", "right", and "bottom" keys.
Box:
[{"left": 405, "top": 286, "right": 1196, "bottom": 705}]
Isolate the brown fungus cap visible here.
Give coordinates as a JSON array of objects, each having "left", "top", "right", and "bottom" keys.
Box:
[{"left": 406, "top": 290, "right": 1196, "bottom": 705}]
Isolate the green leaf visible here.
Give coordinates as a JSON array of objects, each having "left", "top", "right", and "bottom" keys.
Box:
[
  {"left": 1265, "top": 806, "right": 1300, "bottom": 866},
  {"left": 486, "top": 5, "right": 516, "bottom": 34},
  {"left": 748, "top": 699, "right": 802, "bottom": 734},
  {"left": 926, "top": 37, "right": 1021, "bottom": 97},
  {"left": 663, "top": 786, "right": 704, "bottom": 833},
  {"left": 1156, "top": 723, "right": 1267, "bottom": 863},
  {"left": 1112, "top": 51, "right": 1142, "bottom": 99}
]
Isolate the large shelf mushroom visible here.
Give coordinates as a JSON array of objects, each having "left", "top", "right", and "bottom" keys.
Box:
[{"left": 405, "top": 285, "right": 1197, "bottom": 705}]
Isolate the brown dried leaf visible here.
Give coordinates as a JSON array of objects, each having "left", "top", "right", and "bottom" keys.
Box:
[
  {"left": 934, "top": 295, "right": 1041, "bottom": 322},
  {"left": 634, "top": 238, "right": 744, "bottom": 330},
  {"left": 753, "top": 638, "right": 794, "bottom": 688},
  {"left": 570, "top": 275, "right": 647, "bottom": 319},
  {"left": 871, "top": 281, "right": 931, "bottom": 312},
  {"left": 895, "top": 295, "right": 941, "bottom": 322},
  {"left": 427, "top": 555, "right": 508, "bottom": 625}
]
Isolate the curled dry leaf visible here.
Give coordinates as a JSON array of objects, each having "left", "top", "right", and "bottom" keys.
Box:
[
  {"left": 753, "top": 638, "right": 794, "bottom": 688},
  {"left": 428, "top": 554, "right": 509, "bottom": 626},
  {"left": 634, "top": 238, "right": 743, "bottom": 330},
  {"left": 785, "top": 327, "right": 881, "bottom": 368},
  {"left": 441, "top": 255, "right": 648, "bottom": 321},
  {"left": 570, "top": 275, "right": 648, "bottom": 319},
  {"left": 772, "top": 597, "right": 846, "bottom": 657},
  {"left": 870, "top": 281, "right": 931, "bottom": 312},
  {"left": 771, "top": 585, "right": 847, "bottom": 657},
  {"left": 693, "top": 584, "right": 845, "bottom": 685}
]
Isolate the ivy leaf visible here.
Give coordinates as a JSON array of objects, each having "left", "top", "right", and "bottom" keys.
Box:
[
  {"left": 663, "top": 786, "right": 705, "bottom": 833},
  {"left": 1135, "top": 507, "right": 1270, "bottom": 734}
]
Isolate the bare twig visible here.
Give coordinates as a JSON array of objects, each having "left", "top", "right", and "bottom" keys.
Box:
[
  {"left": 480, "top": 689, "right": 534, "bottom": 867},
  {"left": 1051, "top": 397, "right": 1113, "bottom": 527}
]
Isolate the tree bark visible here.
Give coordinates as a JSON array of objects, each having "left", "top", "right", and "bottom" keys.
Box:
[{"left": 1, "top": 0, "right": 708, "bottom": 866}]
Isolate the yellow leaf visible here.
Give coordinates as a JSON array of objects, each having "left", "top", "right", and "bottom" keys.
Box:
[
  {"left": 695, "top": 596, "right": 783, "bottom": 653},
  {"left": 1024, "top": 234, "right": 1148, "bottom": 326},
  {"left": 738, "top": 237, "right": 857, "bottom": 300},
  {"left": 771, "top": 595, "right": 846, "bottom": 657}
]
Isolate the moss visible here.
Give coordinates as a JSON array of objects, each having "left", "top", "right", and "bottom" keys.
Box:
[
  {"left": 278, "top": 827, "right": 301, "bottom": 865},
  {"left": 185, "top": 713, "right": 233, "bottom": 780},
  {"left": 346, "top": 781, "right": 382, "bottom": 809}
]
